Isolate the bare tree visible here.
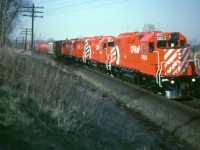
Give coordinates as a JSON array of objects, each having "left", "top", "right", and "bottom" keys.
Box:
[
  {"left": 0, "top": 0, "right": 32, "bottom": 47},
  {"left": 188, "top": 39, "right": 200, "bottom": 59},
  {"left": 47, "top": 37, "right": 55, "bottom": 42},
  {"left": 142, "top": 23, "right": 156, "bottom": 32},
  {"left": 189, "top": 39, "right": 200, "bottom": 53}
]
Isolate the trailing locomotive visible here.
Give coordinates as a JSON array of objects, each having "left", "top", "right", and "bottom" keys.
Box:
[{"left": 52, "top": 31, "right": 199, "bottom": 99}]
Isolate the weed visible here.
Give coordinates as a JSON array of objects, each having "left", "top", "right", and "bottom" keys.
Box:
[{"left": 0, "top": 48, "right": 191, "bottom": 150}]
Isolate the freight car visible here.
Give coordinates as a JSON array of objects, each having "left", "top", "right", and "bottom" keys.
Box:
[
  {"left": 53, "top": 40, "right": 64, "bottom": 58},
  {"left": 53, "top": 31, "right": 199, "bottom": 99},
  {"left": 35, "top": 41, "right": 49, "bottom": 53},
  {"left": 48, "top": 42, "right": 54, "bottom": 55}
]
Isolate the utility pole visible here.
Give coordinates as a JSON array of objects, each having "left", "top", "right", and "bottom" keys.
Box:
[
  {"left": 23, "top": 4, "right": 43, "bottom": 53},
  {"left": 22, "top": 37, "right": 24, "bottom": 49},
  {"left": 16, "top": 37, "right": 18, "bottom": 49},
  {"left": 20, "top": 28, "right": 31, "bottom": 51}
]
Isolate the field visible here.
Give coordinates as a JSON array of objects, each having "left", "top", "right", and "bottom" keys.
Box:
[{"left": 0, "top": 48, "right": 193, "bottom": 149}]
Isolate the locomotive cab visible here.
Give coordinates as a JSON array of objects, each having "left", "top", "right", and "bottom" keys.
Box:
[
  {"left": 99, "top": 36, "right": 116, "bottom": 70},
  {"left": 116, "top": 31, "right": 199, "bottom": 99},
  {"left": 150, "top": 32, "right": 199, "bottom": 98}
]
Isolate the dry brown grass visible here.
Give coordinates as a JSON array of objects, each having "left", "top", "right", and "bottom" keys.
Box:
[
  {"left": 0, "top": 48, "right": 191, "bottom": 150},
  {"left": 0, "top": 48, "right": 103, "bottom": 134}
]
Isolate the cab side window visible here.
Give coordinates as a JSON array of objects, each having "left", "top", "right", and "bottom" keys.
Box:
[
  {"left": 157, "top": 41, "right": 166, "bottom": 48},
  {"left": 149, "top": 42, "right": 154, "bottom": 52},
  {"left": 108, "top": 42, "right": 115, "bottom": 47},
  {"left": 103, "top": 43, "right": 106, "bottom": 49},
  {"left": 180, "top": 40, "right": 186, "bottom": 48},
  {"left": 168, "top": 40, "right": 178, "bottom": 48}
]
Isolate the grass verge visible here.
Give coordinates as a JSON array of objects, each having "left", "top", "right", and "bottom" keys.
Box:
[{"left": 0, "top": 48, "right": 192, "bottom": 150}]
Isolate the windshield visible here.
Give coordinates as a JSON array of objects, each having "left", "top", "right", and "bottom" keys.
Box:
[
  {"left": 108, "top": 42, "right": 115, "bottom": 47},
  {"left": 157, "top": 40, "right": 186, "bottom": 49}
]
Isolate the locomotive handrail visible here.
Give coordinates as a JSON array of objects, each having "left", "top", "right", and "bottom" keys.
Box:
[
  {"left": 160, "top": 61, "right": 166, "bottom": 87},
  {"left": 153, "top": 51, "right": 160, "bottom": 84},
  {"left": 196, "top": 59, "right": 200, "bottom": 73},
  {"left": 194, "top": 53, "right": 199, "bottom": 68},
  {"left": 188, "top": 58, "right": 199, "bottom": 74},
  {"left": 195, "top": 59, "right": 199, "bottom": 67}
]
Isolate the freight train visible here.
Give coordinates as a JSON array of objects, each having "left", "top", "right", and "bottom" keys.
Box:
[{"left": 35, "top": 31, "right": 200, "bottom": 99}]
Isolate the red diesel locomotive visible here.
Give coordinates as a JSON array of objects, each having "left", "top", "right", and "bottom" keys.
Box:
[{"left": 53, "top": 31, "right": 199, "bottom": 99}]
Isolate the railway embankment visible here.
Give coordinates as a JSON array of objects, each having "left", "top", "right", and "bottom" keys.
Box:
[
  {"left": 31, "top": 48, "right": 200, "bottom": 149},
  {"left": 72, "top": 65, "right": 200, "bottom": 149}
]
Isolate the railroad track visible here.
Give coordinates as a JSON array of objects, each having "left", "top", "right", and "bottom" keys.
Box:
[{"left": 55, "top": 57, "right": 200, "bottom": 112}]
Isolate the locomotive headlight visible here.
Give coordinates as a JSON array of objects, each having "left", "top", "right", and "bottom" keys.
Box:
[
  {"left": 192, "top": 78, "right": 196, "bottom": 82},
  {"left": 171, "top": 80, "right": 175, "bottom": 84}
]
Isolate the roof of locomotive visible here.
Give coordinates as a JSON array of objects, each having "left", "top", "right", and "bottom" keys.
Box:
[
  {"left": 118, "top": 31, "right": 161, "bottom": 36},
  {"left": 117, "top": 31, "right": 186, "bottom": 42}
]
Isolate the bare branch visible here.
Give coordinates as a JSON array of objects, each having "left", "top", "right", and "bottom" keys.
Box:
[
  {"left": 0, "top": 0, "right": 32, "bottom": 47},
  {"left": 142, "top": 23, "right": 156, "bottom": 32}
]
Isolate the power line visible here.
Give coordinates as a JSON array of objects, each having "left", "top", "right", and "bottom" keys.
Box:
[
  {"left": 34, "top": 0, "right": 57, "bottom": 5},
  {"left": 45, "top": 0, "right": 97, "bottom": 12},
  {"left": 23, "top": 4, "right": 44, "bottom": 52},
  {"left": 44, "top": 0, "right": 129, "bottom": 17}
]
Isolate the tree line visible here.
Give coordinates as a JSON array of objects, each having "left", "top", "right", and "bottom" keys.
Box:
[{"left": 0, "top": 0, "right": 32, "bottom": 47}]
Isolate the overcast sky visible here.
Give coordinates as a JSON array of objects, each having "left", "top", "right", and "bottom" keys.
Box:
[{"left": 25, "top": 0, "right": 200, "bottom": 42}]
